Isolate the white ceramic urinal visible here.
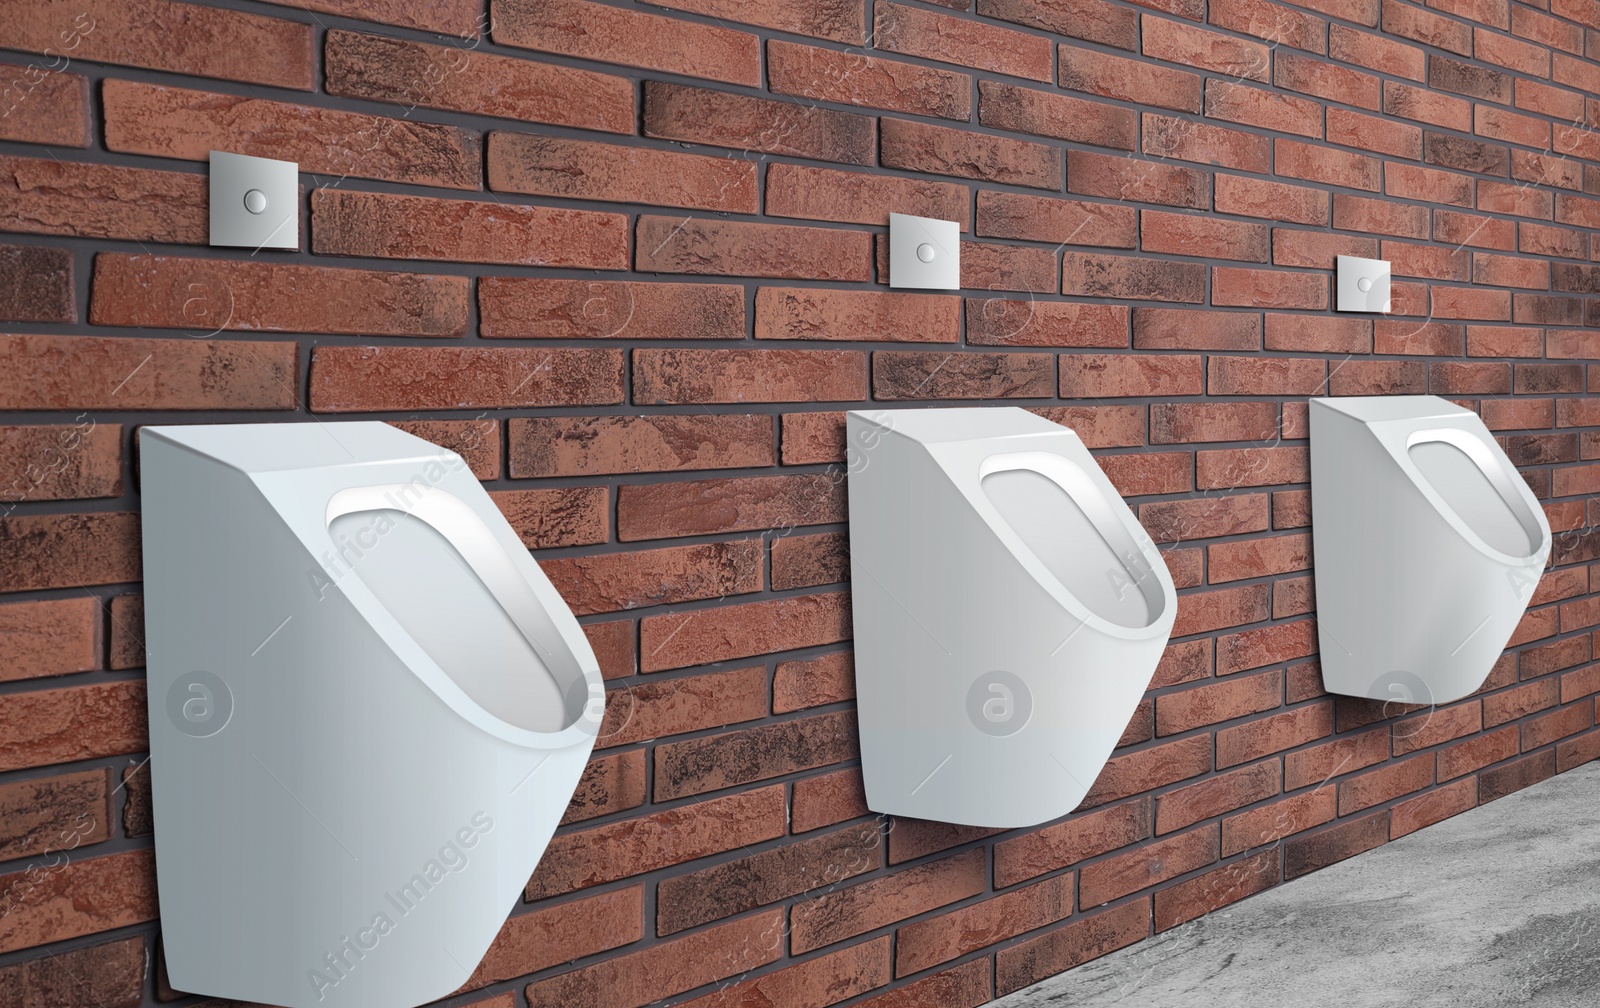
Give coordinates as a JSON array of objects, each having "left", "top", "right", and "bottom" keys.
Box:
[
  {"left": 847, "top": 407, "right": 1177, "bottom": 828},
  {"left": 138, "top": 422, "right": 604, "bottom": 1008},
  {"left": 1310, "top": 396, "right": 1550, "bottom": 705}
]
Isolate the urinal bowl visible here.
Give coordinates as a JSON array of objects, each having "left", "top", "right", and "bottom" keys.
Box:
[
  {"left": 139, "top": 423, "right": 603, "bottom": 1008},
  {"left": 848, "top": 408, "right": 1177, "bottom": 829},
  {"left": 1310, "top": 397, "right": 1551, "bottom": 706}
]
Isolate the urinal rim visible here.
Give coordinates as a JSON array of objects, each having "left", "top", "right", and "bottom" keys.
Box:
[
  {"left": 1377, "top": 420, "right": 1553, "bottom": 569},
  {"left": 963, "top": 446, "right": 1178, "bottom": 640},
  {"left": 325, "top": 482, "right": 605, "bottom": 751}
]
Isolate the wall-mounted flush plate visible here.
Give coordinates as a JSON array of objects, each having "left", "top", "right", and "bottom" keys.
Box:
[
  {"left": 889, "top": 212, "right": 960, "bottom": 290},
  {"left": 1336, "top": 254, "right": 1390, "bottom": 313},
  {"left": 210, "top": 150, "right": 298, "bottom": 250}
]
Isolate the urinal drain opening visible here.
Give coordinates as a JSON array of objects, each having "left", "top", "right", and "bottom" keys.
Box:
[{"left": 967, "top": 670, "right": 1033, "bottom": 737}]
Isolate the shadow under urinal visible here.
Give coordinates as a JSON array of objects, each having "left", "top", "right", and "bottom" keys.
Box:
[
  {"left": 1310, "top": 396, "right": 1551, "bottom": 706},
  {"left": 848, "top": 407, "right": 1176, "bottom": 829},
  {"left": 139, "top": 422, "right": 604, "bottom": 1008}
]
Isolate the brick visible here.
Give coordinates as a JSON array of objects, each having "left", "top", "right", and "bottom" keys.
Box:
[
  {"left": 792, "top": 768, "right": 870, "bottom": 833},
  {"left": 896, "top": 873, "right": 1073, "bottom": 976},
  {"left": 1284, "top": 726, "right": 1389, "bottom": 790},
  {"left": 1059, "top": 44, "right": 1202, "bottom": 112},
  {"left": 1472, "top": 255, "right": 1550, "bottom": 291},
  {"left": 0, "top": 848, "right": 154, "bottom": 955},
  {"left": 489, "top": 488, "right": 609, "bottom": 549},
  {"left": 489, "top": 134, "right": 755, "bottom": 214},
  {"left": 968, "top": 300, "right": 1129, "bottom": 348},
  {"left": 1480, "top": 107, "right": 1551, "bottom": 151},
  {"left": 1375, "top": 319, "right": 1466, "bottom": 356},
  {"left": 1337, "top": 754, "right": 1434, "bottom": 814},
  {"left": 0, "top": 61, "right": 87, "bottom": 147},
  {"left": 1279, "top": 138, "right": 1385, "bottom": 192},
  {"left": 643, "top": 81, "right": 875, "bottom": 165},
  {"left": 1439, "top": 726, "right": 1520, "bottom": 781},
  {"left": 1516, "top": 154, "right": 1584, "bottom": 193},
  {"left": 876, "top": 2, "right": 1051, "bottom": 80},
  {"left": 617, "top": 474, "right": 843, "bottom": 540},
  {"left": 1480, "top": 750, "right": 1555, "bottom": 803},
  {"left": 1331, "top": 24, "right": 1426, "bottom": 79},
  {"left": 1205, "top": 81, "right": 1322, "bottom": 138},
  {"left": 528, "top": 786, "right": 785, "bottom": 899},
  {"left": 386, "top": 420, "right": 499, "bottom": 480},
  {"left": 0, "top": 598, "right": 101, "bottom": 683},
  {"left": 934, "top": 239, "right": 1059, "bottom": 292},
  {"left": 1062, "top": 252, "right": 1205, "bottom": 302},
  {"left": 0, "top": 769, "right": 109, "bottom": 861},
  {"left": 979, "top": 81, "right": 1138, "bottom": 152},
  {"left": 1143, "top": 114, "right": 1270, "bottom": 173},
  {"left": 310, "top": 346, "right": 623, "bottom": 412},
  {"left": 1209, "top": 356, "right": 1326, "bottom": 396},
  {"left": 993, "top": 799, "right": 1150, "bottom": 888},
  {"left": 0, "top": 155, "right": 205, "bottom": 245},
  {"left": 1134, "top": 308, "right": 1261, "bottom": 350},
  {"left": 980, "top": 0, "right": 1138, "bottom": 50},
  {"left": 888, "top": 819, "right": 1004, "bottom": 864},
  {"left": 1273, "top": 228, "right": 1379, "bottom": 268},
  {"left": 1143, "top": 15, "right": 1270, "bottom": 81},
  {"left": 1265, "top": 315, "right": 1372, "bottom": 353},
  {"left": 1386, "top": 163, "right": 1474, "bottom": 207},
  {"left": 0, "top": 679, "right": 144, "bottom": 774},
  {"left": 1424, "top": 132, "right": 1509, "bottom": 176},
  {"left": 1221, "top": 787, "right": 1336, "bottom": 854},
  {"left": 642, "top": 592, "right": 851, "bottom": 672},
  {"left": 876, "top": 350, "right": 1054, "bottom": 400},
  {"left": 585, "top": 619, "right": 637, "bottom": 680},
  {"left": 1430, "top": 53, "right": 1510, "bottom": 103},
  {"left": 1157, "top": 669, "right": 1282, "bottom": 734},
  {"left": 1430, "top": 288, "right": 1512, "bottom": 323},
  {"left": 654, "top": 709, "right": 857, "bottom": 798},
  {"left": 563, "top": 751, "right": 647, "bottom": 825},
  {"left": 977, "top": 191, "right": 1136, "bottom": 248},
  {"left": 1214, "top": 175, "right": 1329, "bottom": 226},
  {"left": 769, "top": 40, "right": 970, "bottom": 120},
  {"left": 0, "top": 935, "right": 145, "bottom": 1008},
  {"left": 677, "top": 939, "right": 890, "bottom": 1008},
  {"left": 851, "top": 959, "right": 990, "bottom": 1008},
  {"left": 1522, "top": 700, "right": 1593, "bottom": 750},
  {"left": 252, "top": 0, "right": 483, "bottom": 33},
  {"left": 757, "top": 288, "right": 959, "bottom": 345},
  {"left": 1100, "top": 452, "right": 1193, "bottom": 497},
  {"left": 465, "top": 888, "right": 642, "bottom": 990},
  {"left": 994, "top": 898, "right": 1150, "bottom": 996},
  {"left": 768, "top": 164, "right": 969, "bottom": 229},
  {"left": 1060, "top": 353, "right": 1202, "bottom": 398},
  {"left": 1389, "top": 776, "right": 1477, "bottom": 838},
  {"left": 480, "top": 278, "right": 744, "bottom": 341},
  {"left": 508, "top": 415, "right": 770, "bottom": 479},
  {"left": 1068, "top": 150, "right": 1210, "bottom": 210},
  {"left": 325, "top": 30, "right": 633, "bottom": 134},
  {"left": 883, "top": 116, "right": 1060, "bottom": 190},
  {"left": 1284, "top": 810, "right": 1388, "bottom": 878},
  {"left": 495, "top": 0, "right": 758, "bottom": 85},
  {"left": 1153, "top": 847, "right": 1279, "bottom": 931},
  {"left": 1084, "top": 736, "right": 1211, "bottom": 814},
  {"left": 1156, "top": 760, "right": 1281, "bottom": 834},
  {"left": 0, "top": 423, "right": 122, "bottom": 504},
  {"left": 1274, "top": 52, "right": 1381, "bottom": 109},
  {"left": 1, "top": 0, "right": 312, "bottom": 89},
  {"left": 1031, "top": 405, "right": 1147, "bottom": 448},
  {"left": 525, "top": 910, "right": 784, "bottom": 1008},
  {"left": 102, "top": 80, "right": 478, "bottom": 190},
  {"left": 1152, "top": 402, "right": 1280, "bottom": 444},
  {"left": 637, "top": 348, "right": 865, "bottom": 404},
  {"left": 1141, "top": 210, "right": 1269, "bottom": 262},
  {"left": 1217, "top": 701, "right": 1333, "bottom": 768},
  {"left": 773, "top": 650, "right": 854, "bottom": 712},
  {"left": 647, "top": 0, "right": 865, "bottom": 43},
  {"left": 637, "top": 216, "right": 871, "bottom": 281},
  {"left": 314, "top": 188, "right": 627, "bottom": 269},
  {"left": 1208, "top": 531, "right": 1312, "bottom": 581},
  {"left": 659, "top": 822, "right": 882, "bottom": 935},
  {"left": 1384, "top": 0, "right": 1472, "bottom": 53},
  {"left": 544, "top": 541, "right": 763, "bottom": 619},
  {"left": 3, "top": 333, "right": 297, "bottom": 414},
  {"left": 1079, "top": 826, "right": 1218, "bottom": 907},
  {"left": 1513, "top": 5, "right": 1582, "bottom": 52}
]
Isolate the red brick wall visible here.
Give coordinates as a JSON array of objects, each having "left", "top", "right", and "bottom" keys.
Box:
[{"left": 4, "top": 0, "right": 1600, "bottom": 1003}]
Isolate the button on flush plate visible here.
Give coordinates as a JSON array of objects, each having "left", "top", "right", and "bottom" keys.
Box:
[
  {"left": 1336, "top": 254, "right": 1391, "bottom": 313},
  {"left": 210, "top": 150, "right": 298, "bottom": 250},
  {"left": 889, "top": 212, "right": 960, "bottom": 290}
]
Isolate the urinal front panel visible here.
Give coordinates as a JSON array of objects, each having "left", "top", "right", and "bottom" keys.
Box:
[
  {"left": 141, "top": 425, "right": 599, "bottom": 1008},
  {"left": 1310, "top": 399, "right": 1548, "bottom": 705},
  {"left": 850, "top": 413, "right": 1174, "bottom": 828}
]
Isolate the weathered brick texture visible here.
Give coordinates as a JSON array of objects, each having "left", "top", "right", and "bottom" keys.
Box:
[{"left": 6, "top": 0, "right": 1600, "bottom": 1003}]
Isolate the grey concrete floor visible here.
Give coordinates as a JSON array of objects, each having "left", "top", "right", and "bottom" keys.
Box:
[{"left": 997, "top": 760, "right": 1600, "bottom": 1008}]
